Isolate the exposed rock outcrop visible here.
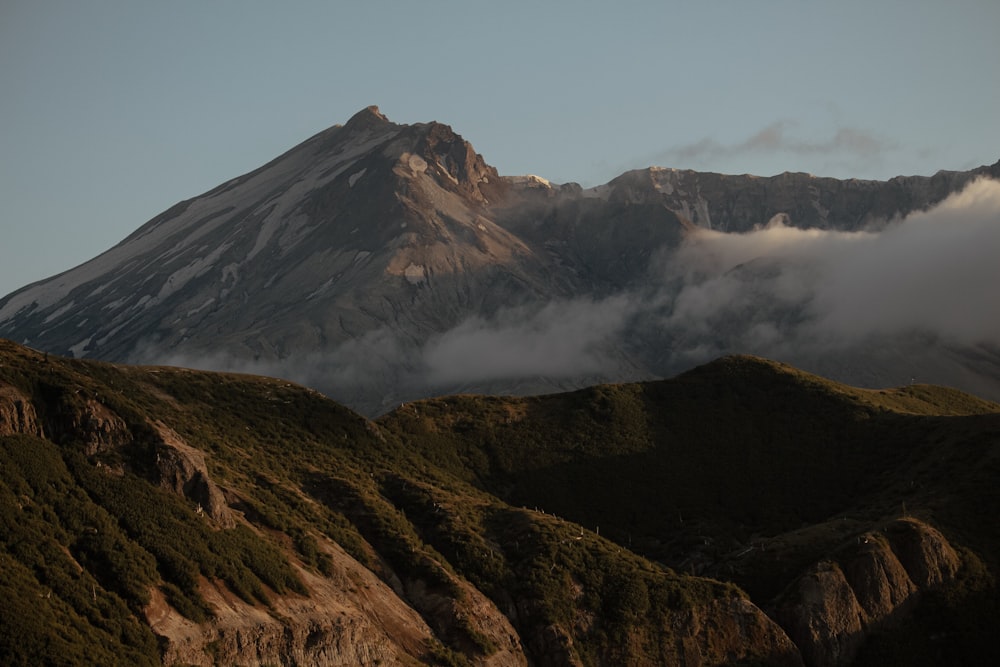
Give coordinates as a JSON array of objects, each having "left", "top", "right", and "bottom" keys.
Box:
[
  {"left": 0, "top": 376, "right": 133, "bottom": 455},
  {"left": 840, "top": 531, "right": 917, "bottom": 622},
  {"left": 403, "top": 575, "right": 527, "bottom": 667},
  {"left": 40, "top": 389, "right": 132, "bottom": 454},
  {"left": 414, "top": 120, "right": 507, "bottom": 204},
  {"left": 773, "top": 518, "right": 961, "bottom": 667},
  {"left": 0, "top": 381, "right": 41, "bottom": 437},
  {"left": 71, "top": 397, "right": 132, "bottom": 455},
  {"left": 883, "top": 517, "right": 960, "bottom": 588},
  {"left": 149, "top": 420, "right": 234, "bottom": 527},
  {"left": 673, "top": 596, "right": 805, "bottom": 667},
  {"left": 602, "top": 162, "right": 1000, "bottom": 232},
  {"left": 774, "top": 560, "right": 867, "bottom": 667},
  {"left": 149, "top": 539, "right": 439, "bottom": 666}
]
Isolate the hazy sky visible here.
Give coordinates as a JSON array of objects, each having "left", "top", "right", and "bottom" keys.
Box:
[{"left": 1, "top": 0, "right": 998, "bottom": 298}]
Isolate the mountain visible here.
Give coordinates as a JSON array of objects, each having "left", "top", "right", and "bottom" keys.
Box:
[
  {"left": 2, "top": 341, "right": 998, "bottom": 666},
  {"left": 1, "top": 107, "right": 998, "bottom": 414}
]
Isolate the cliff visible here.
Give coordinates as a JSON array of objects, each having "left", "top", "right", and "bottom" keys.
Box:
[{"left": 773, "top": 519, "right": 960, "bottom": 667}]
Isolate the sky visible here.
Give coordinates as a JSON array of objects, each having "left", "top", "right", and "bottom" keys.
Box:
[{"left": 1, "top": 1, "right": 998, "bottom": 299}]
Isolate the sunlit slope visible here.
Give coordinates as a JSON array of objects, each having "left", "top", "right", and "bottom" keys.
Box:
[{"left": 0, "top": 341, "right": 802, "bottom": 666}]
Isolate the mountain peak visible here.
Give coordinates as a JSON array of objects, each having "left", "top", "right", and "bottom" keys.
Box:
[{"left": 342, "top": 105, "right": 391, "bottom": 132}]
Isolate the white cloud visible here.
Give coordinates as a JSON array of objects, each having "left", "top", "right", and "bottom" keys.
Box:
[
  {"left": 421, "top": 295, "right": 637, "bottom": 386},
  {"left": 658, "top": 177, "right": 1000, "bottom": 351},
  {"left": 355, "top": 176, "right": 1000, "bottom": 396},
  {"left": 135, "top": 178, "right": 1000, "bottom": 410},
  {"left": 412, "top": 176, "right": 1000, "bottom": 393}
]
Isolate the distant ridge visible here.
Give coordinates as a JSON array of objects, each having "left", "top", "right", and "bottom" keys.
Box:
[{"left": 0, "top": 107, "right": 998, "bottom": 415}]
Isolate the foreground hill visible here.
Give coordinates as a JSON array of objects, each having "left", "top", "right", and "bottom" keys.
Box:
[
  {"left": 0, "top": 340, "right": 799, "bottom": 666},
  {"left": 379, "top": 355, "right": 1000, "bottom": 665},
  {"left": 2, "top": 340, "right": 999, "bottom": 665}
]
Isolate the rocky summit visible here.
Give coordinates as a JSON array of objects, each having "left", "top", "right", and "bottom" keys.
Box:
[{"left": 0, "top": 107, "right": 998, "bottom": 415}]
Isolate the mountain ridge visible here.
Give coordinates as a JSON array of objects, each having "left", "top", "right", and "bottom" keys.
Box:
[{"left": 0, "top": 107, "right": 998, "bottom": 415}]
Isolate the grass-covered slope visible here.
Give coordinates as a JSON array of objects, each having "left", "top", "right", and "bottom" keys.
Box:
[
  {"left": 0, "top": 341, "right": 804, "bottom": 666},
  {"left": 379, "top": 355, "right": 998, "bottom": 549},
  {"left": 3, "top": 340, "right": 997, "bottom": 666},
  {"left": 379, "top": 354, "right": 1000, "bottom": 665}
]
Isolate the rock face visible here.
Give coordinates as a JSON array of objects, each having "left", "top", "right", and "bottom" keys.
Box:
[
  {"left": 148, "top": 420, "right": 235, "bottom": 527},
  {"left": 773, "top": 519, "right": 961, "bottom": 667},
  {"left": 402, "top": 575, "right": 527, "bottom": 667},
  {"left": 56, "top": 397, "right": 132, "bottom": 455},
  {"left": 600, "top": 164, "right": 1000, "bottom": 232},
  {"left": 148, "top": 539, "right": 439, "bottom": 667},
  {"left": 672, "top": 597, "right": 805, "bottom": 667},
  {"left": 4, "top": 376, "right": 132, "bottom": 455},
  {"left": 0, "top": 382, "right": 41, "bottom": 437},
  {"left": 0, "top": 106, "right": 997, "bottom": 415}
]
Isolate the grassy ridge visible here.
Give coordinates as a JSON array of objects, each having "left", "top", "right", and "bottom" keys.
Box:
[
  {"left": 0, "top": 342, "right": 780, "bottom": 665},
  {"left": 2, "top": 341, "right": 998, "bottom": 665},
  {"left": 379, "top": 354, "right": 1000, "bottom": 664},
  {"left": 379, "top": 356, "right": 999, "bottom": 553}
]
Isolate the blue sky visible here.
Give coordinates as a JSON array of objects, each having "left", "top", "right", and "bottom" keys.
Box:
[{"left": 1, "top": 0, "right": 998, "bottom": 298}]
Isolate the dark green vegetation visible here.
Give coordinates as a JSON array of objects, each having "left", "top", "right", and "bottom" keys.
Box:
[
  {"left": 380, "top": 357, "right": 1000, "bottom": 568},
  {"left": 1, "top": 340, "right": 998, "bottom": 666},
  {"left": 380, "top": 355, "right": 1000, "bottom": 665}
]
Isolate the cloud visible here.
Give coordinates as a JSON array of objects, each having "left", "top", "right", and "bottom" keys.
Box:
[
  {"left": 138, "top": 327, "right": 414, "bottom": 407},
  {"left": 421, "top": 295, "right": 638, "bottom": 386},
  {"left": 136, "top": 178, "right": 1000, "bottom": 410},
  {"left": 411, "top": 177, "right": 1000, "bottom": 393},
  {"left": 141, "top": 296, "right": 643, "bottom": 410},
  {"left": 656, "top": 120, "right": 896, "bottom": 172},
  {"left": 656, "top": 177, "right": 1000, "bottom": 354}
]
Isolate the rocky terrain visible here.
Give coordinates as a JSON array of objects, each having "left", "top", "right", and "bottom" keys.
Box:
[{"left": 0, "top": 107, "right": 998, "bottom": 415}]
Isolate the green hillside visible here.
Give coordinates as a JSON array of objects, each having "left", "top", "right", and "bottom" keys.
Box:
[
  {"left": 0, "top": 342, "right": 798, "bottom": 666},
  {"left": 379, "top": 355, "right": 1000, "bottom": 664},
  {"left": 2, "top": 342, "right": 998, "bottom": 666},
  {"left": 380, "top": 355, "right": 998, "bottom": 547}
]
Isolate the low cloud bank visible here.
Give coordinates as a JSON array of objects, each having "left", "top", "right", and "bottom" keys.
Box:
[
  {"left": 421, "top": 295, "right": 638, "bottom": 385},
  {"left": 141, "top": 178, "right": 1000, "bottom": 408},
  {"left": 411, "top": 177, "right": 1000, "bottom": 387},
  {"left": 659, "top": 176, "right": 1000, "bottom": 356}
]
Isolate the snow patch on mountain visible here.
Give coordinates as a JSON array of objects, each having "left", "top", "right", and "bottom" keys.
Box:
[
  {"left": 246, "top": 207, "right": 282, "bottom": 262},
  {"left": 69, "top": 336, "right": 92, "bottom": 358},
  {"left": 221, "top": 263, "right": 240, "bottom": 284},
  {"left": 157, "top": 243, "right": 233, "bottom": 302},
  {"left": 43, "top": 301, "right": 76, "bottom": 324},
  {"left": 348, "top": 168, "right": 367, "bottom": 187},
  {"left": 187, "top": 298, "right": 215, "bottom": 317}
]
